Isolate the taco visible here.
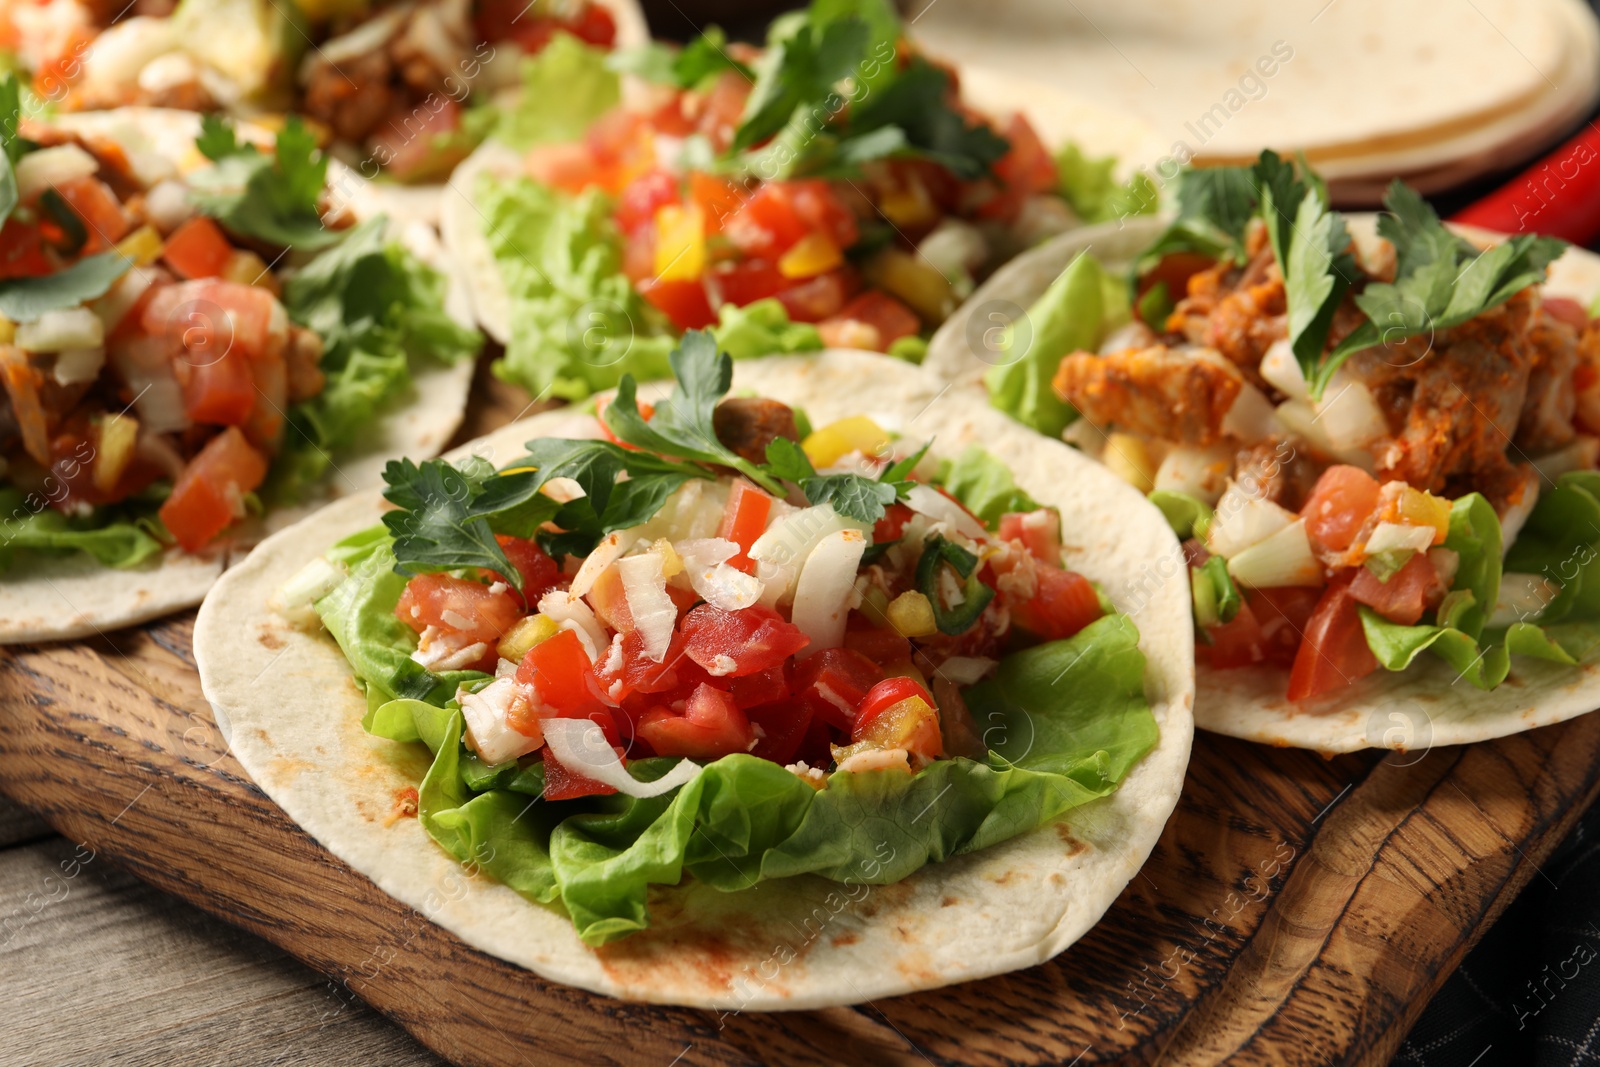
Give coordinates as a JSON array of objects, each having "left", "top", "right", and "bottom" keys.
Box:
[
  {"left": 0, "top": 91, "right": 481, "bottom": 641},
  {"left": 924, "top": 151, "right": 1600, "bottom": 752},
  {"left": 1, "top": 0, "right": 646, "bottom": 185},
  {"left": 194, "top": 340, "right": 1192, "bottom": 1007},
  {"left": 441, "top": 0, "right": 1157, "bottom": 401}
]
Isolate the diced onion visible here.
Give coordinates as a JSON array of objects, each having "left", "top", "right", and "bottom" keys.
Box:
[
  {"left": 937, "top": 656, "right": 997, "bottom": 685},
  {"left": 1362, "top": 522, "right": 1435, "bottom": 557},
  {"left": 15, "top": 145, "right": 99, "bottom": 203},
  {"left": 270, "top": 556, "right": 347, "bottom": 629},
  {"left": 1488, "top": 572, "right": 1560, "bottom": 629},
  {"left": 1258, "top": 339, "right": 1309, "bottom": 402},
  {"left": 16, "top": 308, "right": 104, "bottom": 353},
  {"left": 1207, "top": 483, "right": 1297, "bottom": 558},
  {"left": 90, "top": 268, "right": 156, "bottom": 335},
  {"left": 1315, "top": 374, "right": 1388, "bottom": 453},
  {"left": 904, "top": 485, "right": 986, "bottom": 540},
  {"left": 1226, "top": 519, "right": 1323, "bottom": 588},
  {"left": 617, "top": 552, "right": 676, "bottom": 663},
  {"left": 79, "top": 16, "right": 178, "bottom": 90},
  {"left": 536, "top": 590, "right": 608, "bottom": 663},
  {"left": 677, "top": 537, "right": 762, "bottom": 610},
  {"left": 458, "top": 678, "right": 544, "bottom": 765},
  {"left": 1221, "top": 381, "right": 1276, "bottom": 445},
  {"left": 750, "top": 504, "right": 865, "bottom": 605},
  {"left": 569, "top": 531, "right": 631, "bottom": 598},
  {"left": 791, "top": 528, "right": 868, "bottom": 656},
  {"left": 541, "top": 718, "right": 702, "bottom": 798},
  {"left": 916, "top": 219, "right": 988, "bottom": 284},
  {"left": 52, "top": 347, "right": 105, "bottom": 386},
  {"left": 110, "top": 335, "right": 188, "bottom": 434},
  {"left": 1098, "top": 321, "right": 1157, "bottom": 356},
  {"left": 143, "top": 179, "right": 197, "bottom": 235},
  {"left": 1154, "top": 444, "right": 1233, "bottom": 505},
  {"left": 1532, "top": 437, "right": 1600, "bottom": 484}
]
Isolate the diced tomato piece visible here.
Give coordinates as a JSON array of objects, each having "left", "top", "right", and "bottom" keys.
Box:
[
  {"left": 1199, "top": 599, "right": 1268, "bottom": 669},
  {"left": 995, "top": 114, "right": 1057, "bottom": 195},
  {"left": 998, "top": 509, "right": 1063, "bottom": 564},
  {"left": 773, "top": 268, "right": 853, "bottom": 323},
  {"left": 1135, "top": 252, "right": 1218, "bottom": 324},
  {"left": 181, "top": 349, "right": 254, "bottom": 426},
  {"left": 615, "top": 169, "right": 681, "bottom": 235},
  {"left": 790, "top": 647, "right": 883, "bottom": 730},
  {"left": 874, "top": 502, "right": 913, "bottom": 545},
  {"left": 158, "top": 427, "right": 268, "bottom": 550},
  {"left": 704, "top": 257, "right": 786, "bottom": 308},
  {"left": 1011, "top": 566, "right": 1102, "bottom": 641},
  {"left": 843, "top": 616, "right": 911, "bottom": 665},
  {"left": 746, "top": 698, "right": 813, "bottom": 764},
  {"left": 0, "top": 220, "right": 52, "bottom": 279},
  {"left": 540, "top": 746, "right": 618, "bottom": 801},
  {"left": 162, "top": 217, "right": 234, "bottom": 280},
  {"left": 242, "top": 347, "right": 286, "bottom": 448},
  {"left": 641, "top": 277, "right": 716, "bottom": 329},
  {"left": 487, "top": 535, "right": 564, "bottom": 606},
  {"left": 602, "top": 629, "right": 712, "bottom": 706},
  {"left": 1544, "top": 297, "right": 1590, "bottom": 330},
  {"left": 689, "top": 173, "right": 747, "bottom": 234},
  {"left": 565, "top": 4, "right": 618, "bottom": 47},
  {"left": 524, "top": 142, "right": 604, "bottom": 194},
  {"left": 680, "top": 604, "right": 809, "bottom": 677},
  {"left": 728, "top": 664, "right": 789, "bottom": 709},
  {"left": 696, "top": 71, "right": 753, "bottom": 151},
  {"left": 586, "top": 563, "right": 632, "bottom": 632},
  {"left": 142, "top": 279, "right": 285, "bottom": 363},
  {"left": 622, "top": 223, "right": 656, "bottom": 284},
  {"left": 54, "top": 176, "right": 128, "bottom": 252},
  {"left": 1301, "top": 465, "right": 1383, "bottom": 553},
  {"left": 724, "top": 182, "right": 813, "bottom": 259},
  {"left": 1245, "top": 586, "right": 1321, "bottom": 667},
  {"left": 395, "top": 571, "right": 523, "bottom": 645},
  {"left": 637, "top": 684, "right": 754, "bottom": 759},
  {"left": 855, "top": 677, "right": 935, "bottom": 731},
  {"left": 583, "top": 109, "right": 655, "bottom": 191},
  {"left": 821, "top": 291, "right": 919, "bottom": 350},
  {"left": 1286, "top": 575, "right": 1380, "bottom": 701},
  {"left": 517, "top": 628, "right": 613, "bottom": 720},
  {"left": 1349, "top": 553, "right": 1439, "bottom": 626},
  {"left": 716, "top": 479, "right": 772, "bottom": 573},
  {"left": 371, "top": 97, "right": 469, "bottom": 183}
]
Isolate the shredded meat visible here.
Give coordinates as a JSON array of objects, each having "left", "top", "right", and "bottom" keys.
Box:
[
  {"left": 1516, "top": 310, "right": 1580, "bottom": 454},
  {"left": 303, "top": 48, "right": 397, "bottom": 144},
  {"left": 1232, "top": 438, "right": 1323, "bottom": 512},
  {"left": 1053, "top": 344, "right": 1243, "bottom": 446},
  {"left": 713, "top": 398, "right": 800, "bottom": 465}
]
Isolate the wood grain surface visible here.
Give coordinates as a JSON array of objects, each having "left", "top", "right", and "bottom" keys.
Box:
[{"left": 2, "top": 608, "right": 1598, "bottom": 1066}]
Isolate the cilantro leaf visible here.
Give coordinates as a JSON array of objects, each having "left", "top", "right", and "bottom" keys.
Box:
[
  {"left": 1271, "top": 185, "right": 1355, "bottom": 385},
  {"left": 733, "top": 15, "right": 870, "bottom": 153},
  {"left": 763, "top": 435, "right": 901, "bottom": 525},
  {"left": 381, "top": 458, "right": 520, "bottom": 592},
  {"left": 844, "top": 60, "right": 1008, "bottom": 180},
  {"left": 602, "top": 330, "right": 785, "bottom": 493},
  {"left": 881, "top": 440, "right": 931, "bottom": 484},
  {"left": 1133, "top": 164, "right": 1257, "bottom": 276},
  {"left": 189, "top": 116, "right": 338, "bottom": 250},
  {"left": 0, "top": 252, "right": 132, "bottom": 322},
  {"left": 673, "top": 26, "right": 754, "bottom": 87}
]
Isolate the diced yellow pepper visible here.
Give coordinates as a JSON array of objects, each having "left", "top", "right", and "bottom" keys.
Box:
[
  {"left": 802, "top": 415, "right": 891, "bottom": 468},
  {"left": 778, "top": 232, "right": 843, "bottom": 279},
  {"left": 115, "top": 226, "right": 164, "bottom": 267},
  {"left": 653, "top": 203, "right": 706, "bottom": 282},
  {"left": 0, "top": 318, "right": 13, "bottom": 345},
  {"left": 651, "top": 538, "right": 683, "bottom": 578},
  {"left": 1103, "top": 433, "right": 1157, "bottom": 493},
  {"left": 93, "top": 413, "right": 139, "bottom": 494},
  {"left": 496, "top": 614, "right": 559, "bottom": 664},
  {"left": 878, "top": 178, "right": 937, "bottom": 229},
  {"left": 859, "top": 583, "right": 891, "bottom": 624},
  {"left": 1398, "top": 487, "right": 1452, "bottom": 543},
  {"left": 886, "top": 591, "right": 938, "bottom": 638},
  {"left": 862, "top": 249, "right": 952, "bottom": 323},
  {"left": 222, "top": 249, "right": 282, "bottom": 296}
]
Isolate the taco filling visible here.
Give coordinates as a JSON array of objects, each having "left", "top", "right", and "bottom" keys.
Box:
[
  {"left": 460, "top": 0, "right": 1151, "bottom": 400},
  {"left": 285, "top": 333, "right": 1158, "bottom": 944},
  {"left": 0, "top": 91, "right": 478, "bottom": 567},
  {"left": 1005, "top": 152, "right": 1600, "bottom": 704}
]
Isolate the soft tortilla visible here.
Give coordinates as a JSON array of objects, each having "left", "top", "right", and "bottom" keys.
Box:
[
  {"left": 195, "top": 351, "right": 1194, "bottom": 1009},
  {"left": 0, "top": 109, "right": 477, "bottom": 643},
  {"left": 925, "top": 215, "right": 1600, "bottom": 752}
]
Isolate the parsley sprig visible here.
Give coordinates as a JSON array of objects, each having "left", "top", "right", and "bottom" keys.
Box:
[{"left": 190, "top": 115, "right": 339, "bottom": 250}]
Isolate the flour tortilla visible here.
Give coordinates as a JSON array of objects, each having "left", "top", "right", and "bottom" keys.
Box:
[
  {"left": 0, "top": 109, "right": 478, "bottom": 643},
  {"left": 195, "top": 351, "right": 1194, "bottom": 1008},
  {"left": 926, "top": 215, "right": 1600, "bottom": 752}
]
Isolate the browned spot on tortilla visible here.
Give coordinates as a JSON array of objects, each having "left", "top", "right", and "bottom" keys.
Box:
[
  {"left": 830, "top": 931, "right": 860, "bottom": 947},
  {"left": 257, "top": 625, "right": 284, "bottom": 651},
  {"left": 383, "top": 786, "right": 419, "bottom": 828},
  {"left": 1055, "top": 823, "right": 1089, "bottom": 856},
  {"left": 991, "top": 870, "right": 1016, "bottom": 885},
  {"left": 940, "top": 896, "right": 959, "bottom": 907}
]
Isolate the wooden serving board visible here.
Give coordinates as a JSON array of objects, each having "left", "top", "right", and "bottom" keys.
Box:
[{"left": 3, "top": 365, "right": 1600, "bottom": 1065}]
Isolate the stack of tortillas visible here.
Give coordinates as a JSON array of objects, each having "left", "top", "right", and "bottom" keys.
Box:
[{"left": 909, "top": 0, "right": 1600, "bottom": 203}]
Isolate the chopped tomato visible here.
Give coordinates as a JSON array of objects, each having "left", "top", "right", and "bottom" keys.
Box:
[
  {"left": 586, "top": 564, "right": 632, "bottom": 632},
  {"left": 524, "top": 142, "right": 605, "bottom": 194},
  {"left": 979, "top": 113, "right": 1057, "bottom": 222},
  {"left": 181, "top": 349, "right": 254, "bottom": 426},
  {"left": 790, "top": 647, "right": 883, "bottom": 731},
  {"left": 874, "top": 502, "right": 913, "bottom": 544},
  {"left": 516, "top": 628, "right": 612, "bottom": 719},
  {"left": 54, "top": 177, "right": 128, "bottom": 252},
  {"left": 540, "top": 746, "right": 618, "bottom": 801},
  {"left": 1010, "top": 566, "right": 1101, "bottom": 640},
  {"left": 778, "top": 268, "right": 855, "bottom": 323},
  {"left": 843, "top": 616, "right": 911, "bottom": 665},
  {"left": 746, "top": 698, "right": 814, "bottom": 764},
  {"left": 1245, "top": 586, "right": 1321, "bottom": 667},
  {"left": 821, "top": 291, "right": 919, "bottom": 350},
  {"left": 158, "top": 427, "right": 268, "bottom": 550},
  {"left": 1349, "top": 553, "right": 1439, "bottom": 626},
  {"left": 1545, "top": 297, "right": 1590, "bottom": 330},
  {"left": 242, "top": 348, "right": 287, "bottom": 448},
  {"left": 716, "top": 479, "right": 772, "bottom": 573},
  {"left": 1136, "top": 252, "right": 1218, "bottom": 324},
  {"left": 851, "top": 687, "right": 942, "bottom": 761},
  {"left": 583, "top": 109, "right": 655, "bottom": 192},
  {"left": 637, "top": 684, "right": 755, "bottom": 759},
  {"left": 725, "top": 181, "right": 855, "bottom": 260},
  {"left": 602, "top": 629, "right": 712, "bottom": 705},
  {"left": 0, "top": 219, "right": 50, "bottom": 279},
  {"left": 998, "top": 509, "right": 1063, "bottom": 564},
  {"left": 142, "top": 280, "right": 285, "bottom": 363},
  {"left": 162, "top": 217, "right": 234, "bottom": 280},
  {"left": 704, "top": 257, "right": 784, "bottom": 308},
  {"left": 689, "top": 173, "right": 747, "bottom": 234},
  {"left": 615, "top": 169, "right": 681, "bottom": 234},
  {"left": 856, "top": 677, "right": 935, "bottom": 730},
  {"left": 728, "top": 664, "right": 789, "bottom": 709},
  {"left": 1301, "top": 465, "right": 1383, "bottom": 553},
  {"left": 696, "top": 70, "right": 752, "bottom": 150},
  {"left": 1199, "top": 600, "right": 1268, "bottom": 669},
  {"left": 395, "top": 571, "right": 522, "bottom": 645},
  {"left": 565, "top": 4, "right": 618, "bottom": 47},
  {"left": 1286, "top": 575, "right": 1380, "bottom": 701},
  {"left": 488, "top": 535, "right": 564, "bottom": 606},
  {"left": 680, "top": 604, "right": 809, "bottom": 677},
  {"left": 371, "top": 97, "right": 468, "bottom": 183},
  {"left": 640, "top": 277, "right": 716, "bottom": 330}
]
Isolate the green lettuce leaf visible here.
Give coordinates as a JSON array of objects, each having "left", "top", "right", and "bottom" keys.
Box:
[
  {"left": 1055, "top": 143, "right": 1158, "bottom": 224},
  {"left": 487, "top": 35, "right": 621, "bottom": 151},
  {"left": 936, "top": 445, "right": 1041, "bottom": 527},
  {"left": 0, "top": 488, "right": 164, "bottom": 570},
  {"left": 1504, "top": 470, "right": 1600, "bottom": 624}
]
